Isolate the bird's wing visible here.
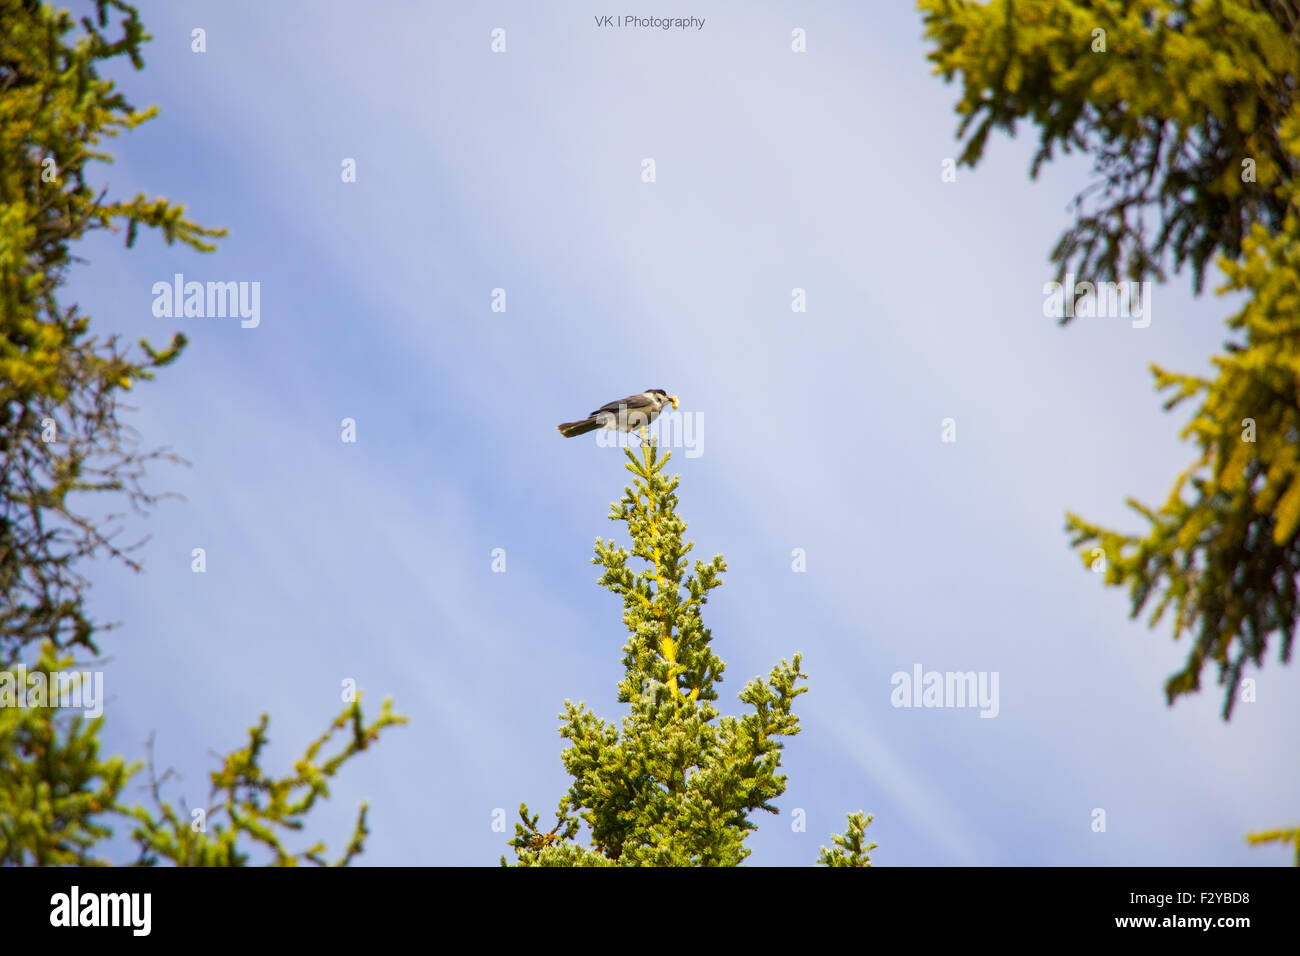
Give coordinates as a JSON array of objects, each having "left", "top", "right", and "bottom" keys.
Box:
[{"left": 591, "top": 393, "right": 653, "bottom": 416}]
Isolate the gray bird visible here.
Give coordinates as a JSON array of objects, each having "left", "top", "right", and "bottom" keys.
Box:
[{"left": 557, "top": 389, "right": 678, "bottom": 437}]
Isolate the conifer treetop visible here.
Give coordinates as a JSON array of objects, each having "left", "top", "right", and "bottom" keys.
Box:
[{"left": 508, "top": 440, "right": 870, "bottom": 867}]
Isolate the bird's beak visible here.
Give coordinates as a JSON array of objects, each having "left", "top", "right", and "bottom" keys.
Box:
[{"left": 670, "top": 395, "right": 678, "bottom": 410}]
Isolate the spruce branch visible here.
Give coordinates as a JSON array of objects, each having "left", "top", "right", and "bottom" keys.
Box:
[
  {"left": 126, "top": 696, "right": 406, "bottom": 866},
  {"left": 1246, "top": 824, "right": 1300, "bottom": 866},
  {"left": 819, "top": 811, "right": 877, "bottom": 867},
  {"left": 509, "top": 438, "right": 874, "bottom": 866}
]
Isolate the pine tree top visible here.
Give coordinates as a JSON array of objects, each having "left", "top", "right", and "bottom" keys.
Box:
[{"left": 508, "top": 439, "right": 869, "bottom": 867}]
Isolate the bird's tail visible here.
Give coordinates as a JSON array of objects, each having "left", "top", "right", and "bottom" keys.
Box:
[{"left": 557, "top": 418, "right": 600, "bottom": 437}]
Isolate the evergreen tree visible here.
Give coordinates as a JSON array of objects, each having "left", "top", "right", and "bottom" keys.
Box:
[
  {"left": 0, "top": 0, "right": 402, "bottom": 865},
  {"left": 818, "top": 811, "right": 878, "bottom": 867},
  {"left": 505, "top": 440, "right": 872, "bottom": 866},
  {"left": 920, "top": 0, "right": 1300, "bottom": 860}
]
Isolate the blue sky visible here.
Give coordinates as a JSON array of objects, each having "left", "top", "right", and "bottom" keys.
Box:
[{"left": 60, "top": 1, "right": 1299, "bottom": 865}]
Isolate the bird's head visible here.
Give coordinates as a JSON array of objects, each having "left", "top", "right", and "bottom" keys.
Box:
[{"left": 647, "top": 388, "right": 678, "bottom": 410}]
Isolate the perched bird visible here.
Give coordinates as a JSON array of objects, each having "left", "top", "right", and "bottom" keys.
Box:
[{"left": 557, "top": 389, "right": 678, "bottom": 438}]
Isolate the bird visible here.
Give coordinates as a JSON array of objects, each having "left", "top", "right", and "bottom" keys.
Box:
[{"left": 557, "top": 389, "right": 678, "bottom": 438}]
